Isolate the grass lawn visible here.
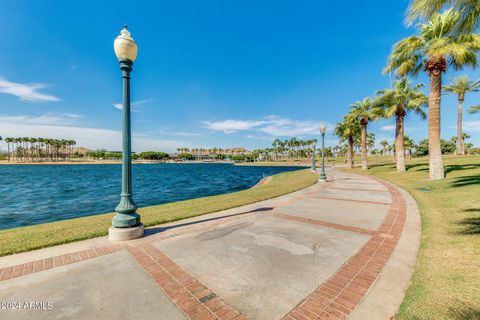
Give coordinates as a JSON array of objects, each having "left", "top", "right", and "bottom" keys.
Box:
[
  {"left": 0, "top": 169, "right": 318, "bottom": 257},
  {"left": 346, "top": 155, "right": 480, "bottom": 320}
]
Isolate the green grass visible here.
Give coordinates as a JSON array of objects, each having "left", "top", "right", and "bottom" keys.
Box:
[
  {"left": 345, "top": 155, "right": 480, "bottom": 320},
  {"left": 0, "top": 169, "right": 318, "bottom": 257}
]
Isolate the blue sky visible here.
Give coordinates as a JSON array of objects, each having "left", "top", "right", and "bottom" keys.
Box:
[{"left": 1, "top": 0, "right": 480, "bottom": 152}]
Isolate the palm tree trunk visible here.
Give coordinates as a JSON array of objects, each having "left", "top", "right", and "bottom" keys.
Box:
[
  {"left": 428, "top": 69, "right": 445, "bottom": 180},
  {"left": 395, "top": 110, "right": 406, "bottom": 172},
  {"left": 361, "top": 122, "right": 368, "bottom": 170},
  {"left": 347, "top": 135, "right": 354, "bottom": 168},
  {"left": 457, "top": 96, "right": 464, "bottom": 155}
]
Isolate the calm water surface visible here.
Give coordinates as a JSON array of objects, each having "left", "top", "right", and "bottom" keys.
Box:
[{"left": 0, "top": 163, "right": 302, "bottom": 230}]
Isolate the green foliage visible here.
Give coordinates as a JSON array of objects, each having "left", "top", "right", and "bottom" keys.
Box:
[
  {"left": 137, "top": 151, "right": 169, "bottom": 160},
  {"left": 414, "top": 138, "right": 456, "bottom": 156},
  {"left": 374, "top": 78, "right": 427, "bottom": 119},
  {"left": 443, "top": 75, "right": 480, "bottom": 99},
  {"left": 386, "top": 9, "right": 480, "bottom": 77},
  {"left": 177, "top": 153, "right": 194, "bottom": 160},
  {"left": 86, "top": 150, "right": 122, "bottom": 159},
  {"left": 408, "top": 0, "right": 480, "bottom": 33}
]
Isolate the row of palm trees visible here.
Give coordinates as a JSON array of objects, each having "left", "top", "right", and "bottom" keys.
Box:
[
  {"left": 2, "top": 137, "right": 77, "bottom": 162},
  {"left": 176, "top": 147, "right": 250, "bottom": 156},
  {"left": 270, "top": 138, "right": 318, "bottom": 161},
  {"left": 337, "top": 1, "right": 480, "bottom": 180}
]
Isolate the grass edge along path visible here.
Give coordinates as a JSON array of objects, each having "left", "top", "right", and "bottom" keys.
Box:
[
  {"left": 0, "top": 169, "right": 318, "bottom": 257},
  {"left": 341, "top": 155, "right": 480, "bottom": 320}
]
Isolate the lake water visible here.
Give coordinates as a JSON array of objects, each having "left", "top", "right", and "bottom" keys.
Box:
[{"left": 0, "top": 163, "right": 303, "bottom": 230}]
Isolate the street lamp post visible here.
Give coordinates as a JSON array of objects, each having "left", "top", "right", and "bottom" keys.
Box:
[
  {"left": 311, "top": 141, "right": 316, "bottom": 172},
  {"left": 109, "top": 25, "right": 144, "bottom": 241},
  {"left": 319, "top": 126, "right": 327, "bottom": 182},
  {"left": 332, "top": 147, "right": 335, "bottom": 168}
]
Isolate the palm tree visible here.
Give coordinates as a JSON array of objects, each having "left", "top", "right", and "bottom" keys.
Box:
[
  {"left": 443, "top": 75, "right": 480, "bottom": 155},
  {"left": 404, "top": 135, "right": 415, "bottom": 160},
  {"left": 408, "top": 0, "right": 480, "bottom": 33},
  {"left": 366, "top": 133, "right": 375, "bottom": 154},
  {"left": 335, "top": 114, "right": 359, "bottom": 168},
  {"left": 380, "top": 140, "right": 389, "bottom": 158},
  {"left": 374, "top": 78, "right": 427, "bottom": 172},
  {"left": 385, "top": 9, "right": 480, "bottom": 179},
  {"left": 350, "top": 98, "right": 378, "bottom": 169}
]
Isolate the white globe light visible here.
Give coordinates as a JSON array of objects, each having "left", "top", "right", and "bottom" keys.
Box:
[{"left": 114, "top": 26, "right": 138, "bottom": 62}]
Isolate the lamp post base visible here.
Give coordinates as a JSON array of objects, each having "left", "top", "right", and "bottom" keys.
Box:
[
  {"left": 318, "top": 175, "right": 327, "bottom": 183},
  {"left": 109, "top": 223, "right": 144, "bottom": 241}
]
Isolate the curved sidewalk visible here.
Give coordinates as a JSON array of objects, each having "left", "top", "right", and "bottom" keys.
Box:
[{"left": 0, "top": 168, "right": 420, "bottom": 320}]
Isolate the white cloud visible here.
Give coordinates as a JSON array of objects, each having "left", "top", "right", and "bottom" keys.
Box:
[
  {"left": 0, "top": 77, "right": 60, "bottom": 102},
  {"left": 0, "top": 114, "right": 83, "bottom": 126},
  {"left": 202, "top": 115, "right": 333, "bottom": 137},
  {"left": 245, "top": 134, "right": 273, "bottom": 141},
  {"left": 464, "top": 120, "right": 480, "bottom": 132},
  {"left": 202, "top": 119, "right": 267, "bottom": 134},
  {"left": 381, "top": 125, "right": 396, "bottom": 131},
  {"left": 156, "top": 130, "right": 204, "bottom": 137},
  {"left": 113, "top": 99, "right": 152, "bottom": 112},
  {"left": 0, "top": 114, "right": 185, "bottom": 152}
]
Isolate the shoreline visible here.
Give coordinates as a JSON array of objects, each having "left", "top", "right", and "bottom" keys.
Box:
[
  {"left": 0, "top": 169, "right": 318, "bottom": 256},
  {"left": 0, "top": 160, "right": 313, "bottom": 166},
  {"left": 0, "top": 160, "right": 234, "bottom": 166}
]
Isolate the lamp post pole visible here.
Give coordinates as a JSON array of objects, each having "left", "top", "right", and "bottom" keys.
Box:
[
  {"left": 109, "top": 26, "right": 144, "bottom": 240},
  {"left": 319, "top": 127, "right": 327, "bottom": 182},
  {"left": 311, "top": 142, "right": 316, "bottom": 172},
  {"left": 112, "top": 59, "right": 140, "bottom": 228},
  {"left": 332, "top": 148, "right": 335, "bottom": 168}
]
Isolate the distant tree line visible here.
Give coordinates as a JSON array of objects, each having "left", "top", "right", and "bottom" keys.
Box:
[
  {"left": 2, "top": 137, "right": 77, "bottom": 162},
  {"left": 251, "top": 138, "right": 319, "bottom": 162}
]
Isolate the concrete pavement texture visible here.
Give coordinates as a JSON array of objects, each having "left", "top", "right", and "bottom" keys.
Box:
[{"left": 0, "top": 168, "right": 420, "bottom": 320}]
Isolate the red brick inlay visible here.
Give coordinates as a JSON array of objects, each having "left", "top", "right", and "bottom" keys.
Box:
[
  {"left": 315, "top": 196, "right": 390, "bottom": 206},
  {"left": 270, "top": 212, "right": 376, "bottom": 236},
  {"left": 283, "top": 178, "right": 407, "bottom": 320},
  {"left": 0, "top": 244, "right": 124, "bottom": 282},
  {"left": 329, "top": 187, "right": 390, "bottom": 193},
  {"left": 127, "top": 243, "right": 245, "bottom": 320}
]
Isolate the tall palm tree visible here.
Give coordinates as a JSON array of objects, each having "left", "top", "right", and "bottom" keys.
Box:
[
  {"left": 385, "top": 9, "right": 480, "bottom": 179},
  {"left": 404, "top": 135, "right": 415, "bottom": 160},
  {"left": 335, "top": 114, "right": 359, "bottom": 169},
  {"left": 443, "top": 75, "right": 480, "bottom": 155},
  {"left": 374, "top": 78, "right": 427, "bottom": 172},
  {"left": 350, "top": 98, "right": 378, "bottom": 170},
  {"left": 408, "top": 0, "right": 480, "bottom": 33},
  {"left": 366, "top": 133, "right": 375, "bottom": 155},
  {"left": 380, "top": 140, "right": 389, "bottom": 158}
]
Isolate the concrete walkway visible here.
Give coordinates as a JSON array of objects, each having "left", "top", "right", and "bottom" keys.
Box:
[{"left": 0, "top": 169, "right": 420, "bottom": 320}]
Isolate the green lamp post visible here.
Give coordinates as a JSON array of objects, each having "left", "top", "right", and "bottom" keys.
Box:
[
  {"left": 319, "top": 125, "right": 327, "bottom": 182},
  {"left": 310, "top": 141, "right": 316, "bottom": 172},
  {"left": 109, "top": 25, "right": 144, "bottom": 241}
]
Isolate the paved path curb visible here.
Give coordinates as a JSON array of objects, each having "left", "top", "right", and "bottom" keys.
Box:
[{"left": 348, "top": 175, "right": 421, "bottom": 320}]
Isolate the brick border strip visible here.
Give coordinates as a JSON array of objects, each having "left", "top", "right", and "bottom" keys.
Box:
[
  {"left": 269, "top": 212, "right": 376, "bottom": 236},
  {"left": 315, "top": 196, "right": 390, "bottom": 206},
  {"left": 283, "top": 178, "right": 406, "bottom": 320},
  {"left": 127, "top": 243, "right": 245, "bottom": 320},
  {"left": 329, "top": 187, "right": 390, "bottom": 193},
  {"left": 0, "top": 244, "right": 124, "bottom": 282}
]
